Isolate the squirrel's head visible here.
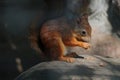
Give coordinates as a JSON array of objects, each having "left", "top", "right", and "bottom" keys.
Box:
[{"left": 73, "top": 14, "right": 92, "bottom": 42}]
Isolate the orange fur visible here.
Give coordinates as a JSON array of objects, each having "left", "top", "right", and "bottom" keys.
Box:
[{"left": 40, "top": 14, "right": 92, "bottom": 62}]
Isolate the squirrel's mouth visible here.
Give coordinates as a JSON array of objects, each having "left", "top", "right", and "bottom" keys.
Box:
[{"left": 76, "top": 37, "right": 90, "bottom": 43}]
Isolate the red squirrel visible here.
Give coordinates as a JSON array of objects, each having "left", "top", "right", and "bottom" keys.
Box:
[{"left": 38, "top": 14, "right": 92, "bottom": 62}]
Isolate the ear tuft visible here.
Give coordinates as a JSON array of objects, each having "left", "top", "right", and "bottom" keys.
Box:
[
  {"left": 81, "top": 13, "right": 88, "bottom": 20},
  {"left": 76, "top": 17, "right": 81, "bottom": 24}
]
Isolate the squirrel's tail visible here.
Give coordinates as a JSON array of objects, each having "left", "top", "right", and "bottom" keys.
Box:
[{"left": 28, "top": 11, "right": 47, "bottom": 61}]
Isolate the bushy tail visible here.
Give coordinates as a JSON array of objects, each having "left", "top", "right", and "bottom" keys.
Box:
[{"left": 28, "top": 11, "right": 47, "bottom": 61}]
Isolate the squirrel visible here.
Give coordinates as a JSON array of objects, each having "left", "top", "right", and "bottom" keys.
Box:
[{"left": 38, "top": 13, "right": 92, "bottom": 62}]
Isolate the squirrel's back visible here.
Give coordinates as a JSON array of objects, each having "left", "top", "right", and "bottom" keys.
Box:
[{"left": 40, "top": 17, "right": 75, "bottom": 42}]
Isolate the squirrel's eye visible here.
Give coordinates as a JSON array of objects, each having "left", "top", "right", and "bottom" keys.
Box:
[{"left": 80, "top": 30, "right": 87, "bottom": 36}]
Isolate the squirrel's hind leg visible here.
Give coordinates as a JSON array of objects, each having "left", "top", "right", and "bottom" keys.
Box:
[{"left": 46, "top": 37, "right": 75, "bottom": 63}]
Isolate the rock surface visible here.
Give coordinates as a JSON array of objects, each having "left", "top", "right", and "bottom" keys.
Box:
[{"left": 16, "top": 55, "right": 120, "bottom": 80}]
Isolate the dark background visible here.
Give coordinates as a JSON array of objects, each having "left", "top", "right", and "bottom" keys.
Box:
[{"left": 0, "top": 0, "right": 49, "bottom": 80}]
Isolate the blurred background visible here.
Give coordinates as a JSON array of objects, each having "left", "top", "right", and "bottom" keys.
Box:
[
  {"left": 0, "top": 0, "right": 120, "bottom": 80},
  {"left": 0, "top": 0, "right": 47, "bottom": 80}
]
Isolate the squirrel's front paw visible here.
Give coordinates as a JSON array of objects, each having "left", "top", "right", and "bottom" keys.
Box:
[{"left": 82, "top": 42, "right": 90, "bottom": 49}]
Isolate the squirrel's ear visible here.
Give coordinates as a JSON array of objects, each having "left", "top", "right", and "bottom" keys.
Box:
[
  {"left": 81, "top": 13, "right": 88, "bottom": 20},
  {"left": 76, "top": 17, "right": 81, "bottom": 24}
]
